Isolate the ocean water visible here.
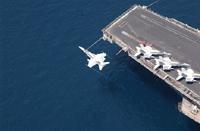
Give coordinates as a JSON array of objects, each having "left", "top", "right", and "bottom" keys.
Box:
[{"left": 1, "top": 0, "right": 200, "bottom": 130}]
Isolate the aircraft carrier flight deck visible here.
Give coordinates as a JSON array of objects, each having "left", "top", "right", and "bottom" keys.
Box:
[{"left": 102, "top": 5, "right": 200, "bottom": 124}]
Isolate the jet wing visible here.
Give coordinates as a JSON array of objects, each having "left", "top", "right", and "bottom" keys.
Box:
[
  {"left": 139, "top": 44, "right": 145, "bottom": 48},
  {"left": 135, "top": 47, "right": 142, "bottom": 57},
  {"left": 96, "top": 53, "right": 106, "bottom": 57},
  {"left": 95, "top": 53, "right": 106, "bottom": 62},
  {"left": 176, "top": 69, "right": 184, "bottom": 81},
  {"left": 134, "top": 52, "right": 141, "bottom": 57},
  {"left": 187, "top": 68, "right": 194, "bottom": 74},
  {"left": 87, "top": 59, "right": 97, "bottom": 68},
  {"left": 176, "top": 75, "right": 183, "bottom": 81},
  {"left": 145, "top": 46, "right": 153, "bottom": 51},
  {"left": 154, "top": 64, "right": 160, "bottom": 70},
  {"left": 163, "top": 64, "right": 172, "bottom": 70},
  {"left": 163, "top": 56, "right": 171, "bottom": 62},
  {"left": 144, "top": 52, "right": 152, "bottom": 58},
  {"left": 181, "top": 68, "right": 187, "bottom": 73},
  {"left": 158, "top": 56, "right": 163, "bottom": 61}
]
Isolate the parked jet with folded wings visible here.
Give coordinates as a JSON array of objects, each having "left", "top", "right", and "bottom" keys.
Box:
[
  {"left": 79, "top": 46, "right": 110, "bottom": 70},
  {"left": 134, "top": 44, "right": 171, "bottom": 59},
  {"left": 154, "top": 56, "right": 190, "bottom": 70},
  {"left": 176, "top": 67, "right": 200, "bottom": 82}
]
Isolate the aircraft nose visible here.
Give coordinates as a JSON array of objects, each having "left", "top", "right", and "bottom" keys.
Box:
[{"left": 78, "top": 46, "right": 84, "bottom": 51}]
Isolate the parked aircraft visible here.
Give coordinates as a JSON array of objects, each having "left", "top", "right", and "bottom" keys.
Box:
[
  {"left": 134, "top": 44, "right": 171, "bottom": 59},
  {"left": 154, "top": 56, "right": 190, "bottom": 70},
  {"left": 176, "top": 67, "right": 200, "bottom": 82}
]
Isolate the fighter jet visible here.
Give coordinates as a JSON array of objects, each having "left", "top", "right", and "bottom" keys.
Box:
[
  {"left": 78, "top": 46, "right": 110, "bottom": 70},
  {"left": 176, "top": 67, "right": 200, "bottom": 82},
  {"left": 154, "top": 56, "right": 190, "bottom": 70},
  {"left": 134, "top": 44, "right": 171, "bottom": 59}
]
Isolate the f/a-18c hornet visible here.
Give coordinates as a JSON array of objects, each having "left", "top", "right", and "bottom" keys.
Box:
[
  {"left": 134, "top": 44, "right": 171, "bottom": 59},
  {"left": 154, "top": 56, "right": 190, "bottom": 70},
  {"left": 78, "top": 46, "right": 110, "bottom": 70},
  {"left": 176, "top": 67, "right": 200, "bottom": 82}
]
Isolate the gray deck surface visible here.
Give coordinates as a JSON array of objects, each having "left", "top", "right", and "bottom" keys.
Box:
[{"left": 105, "top": 6, "right": 200, "bottom": 95}]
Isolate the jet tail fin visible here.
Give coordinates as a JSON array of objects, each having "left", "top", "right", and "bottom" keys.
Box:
[{"left": 99, "top": 62, "right": 110, "bottom": 70}]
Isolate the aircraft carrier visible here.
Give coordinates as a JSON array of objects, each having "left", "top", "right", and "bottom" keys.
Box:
[{"left": 102, "top": 5, "right": 200, "bottom": 124}]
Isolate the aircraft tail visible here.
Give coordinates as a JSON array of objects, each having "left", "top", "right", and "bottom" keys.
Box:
[{"left": 99, "top": 62, "right": 110, "bottom": 70}]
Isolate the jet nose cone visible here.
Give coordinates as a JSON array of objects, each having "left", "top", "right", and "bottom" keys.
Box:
[
  {"left": 184, "top": 63, "right": 190, "bottom": 66},
  {"left": 78, "top": 46, "right": 85, "bottom": 51},
  {"left": 165, "top": 53, "right": 171, "bottom": 56}
]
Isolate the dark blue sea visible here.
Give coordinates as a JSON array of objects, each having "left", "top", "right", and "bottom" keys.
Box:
[{"left": 1, "top": 0, "right": 200, "bottom": 130}]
